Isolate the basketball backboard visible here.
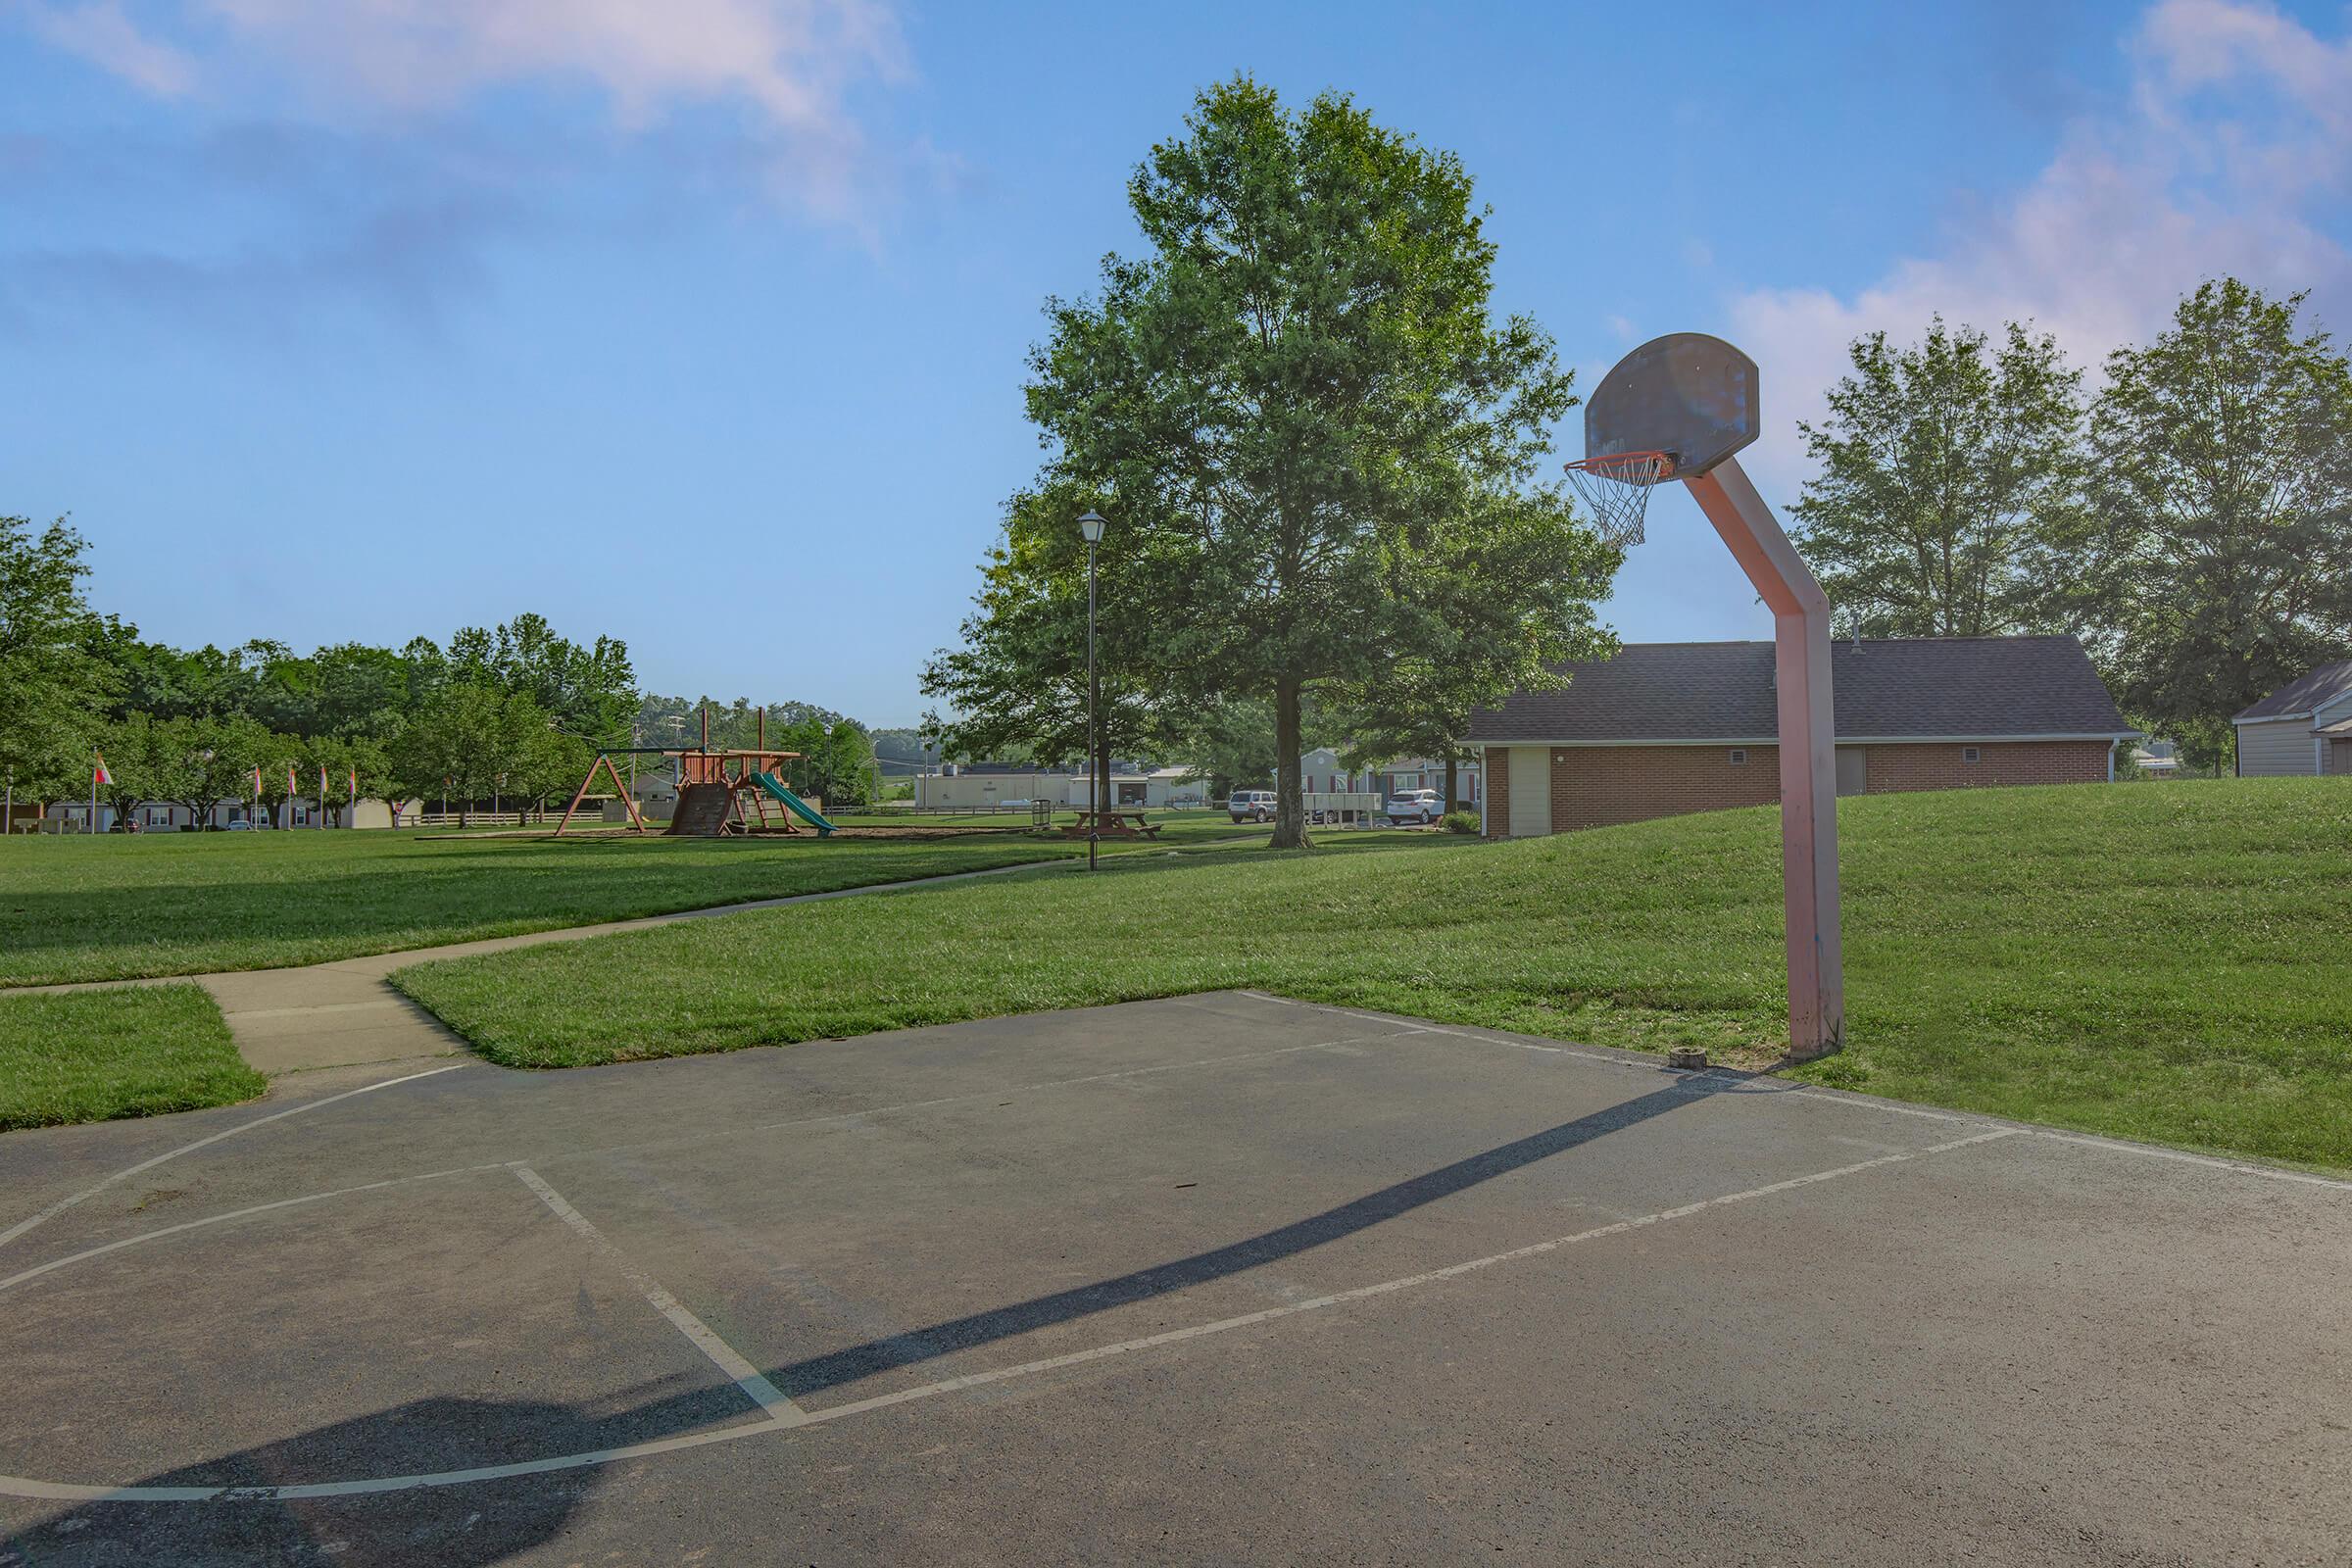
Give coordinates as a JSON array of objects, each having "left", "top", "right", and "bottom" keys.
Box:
[{"left": 1584, "top": 333, "right": 1759, "bottom": 477}]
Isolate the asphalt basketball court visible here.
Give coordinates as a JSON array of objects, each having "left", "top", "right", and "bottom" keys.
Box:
[{"left": 2, "top": 991, "right": 2345, "bottom": 1565}]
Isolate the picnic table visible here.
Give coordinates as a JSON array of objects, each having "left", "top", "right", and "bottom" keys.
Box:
[{"left": 1063, "top": 808, "right": 1160, "bottom": 840}]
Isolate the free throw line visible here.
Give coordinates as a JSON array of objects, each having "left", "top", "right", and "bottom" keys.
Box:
[{"left": 511, "top": 1163, "right": 808, "bottom": 1428}]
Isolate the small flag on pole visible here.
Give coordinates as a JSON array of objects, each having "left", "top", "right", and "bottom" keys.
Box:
[
  {"left": 251, "top": 766, "right": 262, "bottom": 797},
  {"left": 287, "top": 764, "right": 297, "bottom": 796},
  {"left": 349, "top": 766, "right": 358, "bottom": 801},
  {"left": 94, "top": 752, "right": 113, "bottom": 787}
]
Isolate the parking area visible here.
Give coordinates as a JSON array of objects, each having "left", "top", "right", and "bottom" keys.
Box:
[{"left": 2, "top": 992, "right": 2347, "bottom": 1566}]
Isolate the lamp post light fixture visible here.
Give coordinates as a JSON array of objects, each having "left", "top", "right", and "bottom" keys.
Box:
[{"left": 1078, "top": 510, "right": 1106, "bottom": 872}]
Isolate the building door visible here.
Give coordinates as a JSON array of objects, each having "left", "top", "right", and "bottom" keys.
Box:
[
  {"left": 1506, "top": 748, "right": 1551, "bottom": 837},
  {"left": 1836, "top": 747, "right": 1867, "bottom": 798}
]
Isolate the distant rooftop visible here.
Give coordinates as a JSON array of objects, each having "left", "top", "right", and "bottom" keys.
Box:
[
  {"left": 1467, "top": 637, "right": 2136, "bottom": 744},
  {"left": 2232, "top": 660, "right": 2352, "bottom": 723}
]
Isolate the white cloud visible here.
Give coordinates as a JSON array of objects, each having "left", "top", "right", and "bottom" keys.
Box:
[
  {"left": 200, "top": 0, "right": 906, "bottom": 129},
  {"left": 28, "top": 2, "right": 198, "bottom": 95},
  {"left": 16, "top": 0, "right": 910, "bottom": 223},
  {"left": 1730, "top": 0, "right": 2352, "bottom": 494}
]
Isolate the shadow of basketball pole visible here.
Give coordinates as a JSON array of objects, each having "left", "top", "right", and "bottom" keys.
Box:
[{"left": 763, "top": 1071, "right": 1732, "bottom": 1399}]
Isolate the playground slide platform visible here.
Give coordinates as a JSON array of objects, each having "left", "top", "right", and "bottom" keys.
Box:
[{"left": 752, "top": 772, "right": 838, "bottom": 835}]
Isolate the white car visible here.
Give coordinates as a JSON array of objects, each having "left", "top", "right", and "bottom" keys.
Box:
[
  {"left": 1229, "top": 790, "right": 1277, "bottom": 823},
  {"left": 1383, "top": 788, "right": 1445, "bottom": 825}
]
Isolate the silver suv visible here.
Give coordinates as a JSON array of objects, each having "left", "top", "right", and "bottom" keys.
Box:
[
  {"left": 1229, "top": 790, "right": 1276, "bottom": 823},
  {"left": 1383, "top": 788, "right": 1445, "bottom": 825}
]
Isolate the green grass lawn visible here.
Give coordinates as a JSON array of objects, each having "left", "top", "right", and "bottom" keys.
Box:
[
  {"left": 0, "top": 828, "right": 1109, "bottom": 986},
  {"left": 394, "top": 780, "right": 2352, "bottom": 1171},
  {"left": 0, "top": 985, "right": 263, "bottom": 1131}
]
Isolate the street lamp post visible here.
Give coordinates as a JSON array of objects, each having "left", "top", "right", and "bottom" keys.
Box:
[{"left": 1078, "top": 510, "right": 1106, "bottom": 872}]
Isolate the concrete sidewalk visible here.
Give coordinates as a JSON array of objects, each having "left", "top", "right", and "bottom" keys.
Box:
[{"left": 104, "top": 858, "right": 1081, "bottom": 1075}]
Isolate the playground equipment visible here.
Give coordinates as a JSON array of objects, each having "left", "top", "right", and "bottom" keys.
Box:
[
  {"left": 1568, "top": 333, "right": 1842, "bottom": 1060},
  {"left": 554, "top": 708, "right": 839, "bottom": 838}
]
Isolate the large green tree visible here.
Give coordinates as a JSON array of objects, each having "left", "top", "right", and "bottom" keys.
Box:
[
  {"left": 1017, "top": 78, "right": 1615, "bottom": 847},
  {"left": 82, "top": 622, "right": 253, "bottom": 723},
  {"left": 921, "top": 486, "right": 1187, "bottom": 811},
  {"left": 390, "top": 683, "right": 559, "bottom": 824},
  {"left": 2084, "top": 280, "right": 2352, "bottom": 768},
  {"left": 151, "top": 713, "right": 279, "bottom": 829},
  {"left": 245, "top": 642, "right": 416, "bottom": 739},
  {"left": 445, "top": 613, "right": 636, "bottom": 748},
  {"left": 1790, "top": 318, "right": 2086, "bottom": 637},
  {"left": 300, "top": 732, "right": 400, "bottom": 822},
  {"left": 774, "top": 712, "right": 877, "bottom": 809},
  {"left": 1336, "top": 500, "right": 1622, "bottom": 808},
  {"left": 0, "top": 516, "right": 113, "bottom": 817}
]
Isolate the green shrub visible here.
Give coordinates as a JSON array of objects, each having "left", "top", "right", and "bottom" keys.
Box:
[{"left": 1441, "top": 809, "right": 1482, "bottom": 835}]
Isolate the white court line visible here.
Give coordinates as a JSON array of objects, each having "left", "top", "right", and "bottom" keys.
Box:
[
  {"left": 0, "top": 1162, "right": 513, "bottom": 1298},
  {"left": 0, "top": 1033, "right": 1404, "bottom": 1299},
  {"left": 0, "top": 1063, "right": 469, "bottom": 1252},
  {"left": 0, "top": 1125, "right": 2015, "bottom": 1502},
  {"left": 511, "top": 1164, "right": 808, "bottom": 1428},
  {"left": 1272, "top": 997, "right": 2352, "bottom": 1186},
  {"left": 2028, "top": 1128, "right": 2352, "bottom": 1190}
]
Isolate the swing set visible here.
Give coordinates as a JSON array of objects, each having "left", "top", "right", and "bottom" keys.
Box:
[{"left": 554, "top": 708, "right": 839, "bottom": 838}]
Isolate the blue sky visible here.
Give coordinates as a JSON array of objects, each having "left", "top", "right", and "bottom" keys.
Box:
[{"left": 5, "top": 0, "right": 2348, "bottom": 726}]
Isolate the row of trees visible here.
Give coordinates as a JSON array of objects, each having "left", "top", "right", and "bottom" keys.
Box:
[
  {"left": 73, "top": 671, "right": 605, "bottom": 827},
  {"left": 0, "top": 517, "right": 648, "bottom": 825},
  {"left": 1792, "top": 280, "right": 2352, "bottom": 768},
  {"left": 923, "top": 79, "right": 1618, "bottom": 847},
  {"left": 0, "top": 513, "right": 895, "bottom": 826}
]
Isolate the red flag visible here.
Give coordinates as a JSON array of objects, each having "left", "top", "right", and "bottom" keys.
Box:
[
  {"left": 287, "top": 765, "right": 297, "bottom": 796},
  {"left": 251, "top": 766, "right": 262, "bottom": 797},
  {"left": 349, "top": 766, "right": 359, "bottom": 801},
  {"left": 93, "top": 752, "right": 113, "bottom": 787},
  {"left": 319, "top": 764, "right": 328, "bottom": 800}
]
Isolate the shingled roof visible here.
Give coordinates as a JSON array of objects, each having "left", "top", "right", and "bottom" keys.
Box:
[
  {"left": 1465, "top": 637, "right": 2135, "bottom": 744},
  {"left": 2231, "top": 660, "right": 2352, "bottom": 723}
]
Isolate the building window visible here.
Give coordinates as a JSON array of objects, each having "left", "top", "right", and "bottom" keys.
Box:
[
  {"left": 1962, "top": 746, "right": 1982, "bottom": 763},
  {"left": 1728, "top": 749, "right": 1748, "bottom": 765}
]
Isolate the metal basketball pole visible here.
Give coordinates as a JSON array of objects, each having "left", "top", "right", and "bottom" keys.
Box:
[{"left": 1681, "top": 456, "right": 1844, "bottom": 1058}]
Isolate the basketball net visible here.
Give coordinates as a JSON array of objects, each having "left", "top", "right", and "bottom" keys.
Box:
[{"left": 1564, "top": 450, "right": 1676, "bottom": 548}]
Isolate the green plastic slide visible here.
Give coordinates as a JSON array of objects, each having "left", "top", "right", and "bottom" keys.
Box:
[{"left": 750, "top": 772, "right": 837, "bottom": 835}]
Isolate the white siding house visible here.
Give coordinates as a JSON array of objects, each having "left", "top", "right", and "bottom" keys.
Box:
[
  {"left": 916, "top": 764, "right": 1207, "bottom": 811},
  {"left": 2232, "top": 662, "right": 2352, "bottom": 777},
  {"left": 1296, "top": 748, "right": 1481, "bottom": 803}
]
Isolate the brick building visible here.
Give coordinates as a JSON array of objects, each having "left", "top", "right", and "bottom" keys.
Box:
[{"left": 1469, "top": 637, "right": 2136, "bottom": 838}]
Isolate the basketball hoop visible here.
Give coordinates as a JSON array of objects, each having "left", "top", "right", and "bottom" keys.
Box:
[{"left": 1564, "top": 450, "right": 1676, "bottom": 547}]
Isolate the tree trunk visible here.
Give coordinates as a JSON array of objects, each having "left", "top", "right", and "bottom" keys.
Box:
[
  {"left": 1271, "top": 676, "right": 1311, "bottom": 850},
  {"left": 1445, "top": 755, "right": 1459, "bottom": 814}
]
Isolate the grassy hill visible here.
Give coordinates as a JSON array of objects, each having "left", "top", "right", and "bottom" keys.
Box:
[
  {"left": 395, "top": 780, "right": 2352, "bottom": 1171},
  {"left": 0, "top": 825, "right": 1192, "bottom": 986}
]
